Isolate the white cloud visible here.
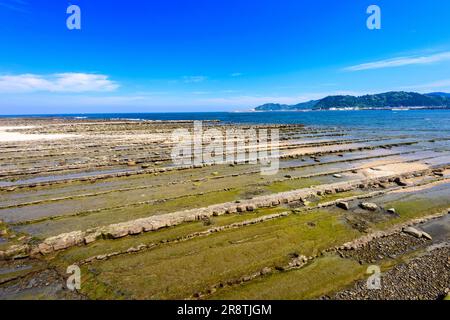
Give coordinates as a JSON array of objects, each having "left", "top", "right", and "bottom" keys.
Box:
[
  {"left": 344, "top": 51, "right": 450, "bottom": 71},
  {"left": 0, "top": 73, "right": 119, "bottom": 93},
  {"left": 183, "top": 75, "right": 207, "bottom": 83},
  {"left": 230, "top": 72, "right": 243, "bottom": 77},
  {"left": 0, "top": 0, "right": 29, "bottom": 13}
]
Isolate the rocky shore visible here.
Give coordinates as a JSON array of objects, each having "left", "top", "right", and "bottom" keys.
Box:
[
  {"left": 1, "top": 118, "right": 449, "bottom": 300},
  {"left": 333, "top": 245, "right": 450, "bottom": 300}
]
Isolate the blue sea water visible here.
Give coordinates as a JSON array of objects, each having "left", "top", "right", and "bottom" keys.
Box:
[{"left": 2, "top": 109, "right": 450, "bottom": 132}]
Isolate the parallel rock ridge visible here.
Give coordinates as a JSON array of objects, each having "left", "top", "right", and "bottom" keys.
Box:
[
  {"left": 1, "top": 167, "right": 446, "bottom": 260},
  {"left": 1, "top": 118, "right": 450, "bottom": 300}
]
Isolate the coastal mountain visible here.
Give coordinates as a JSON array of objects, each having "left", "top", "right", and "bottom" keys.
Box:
[
  {"left": 255, "top": 91, "right": 450, "bottom": 111},
  {"left": 255, "top": 100, "right": 318, "bottom": 111}
]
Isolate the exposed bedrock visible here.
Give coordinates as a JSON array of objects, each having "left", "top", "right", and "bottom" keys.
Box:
[{"left": 1, "top": 168, "right": 447, "bottom": 260}]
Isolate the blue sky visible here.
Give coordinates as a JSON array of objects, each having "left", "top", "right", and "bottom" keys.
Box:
[{"left": 1, "top": 0, "right": 450, "bottom": 114}]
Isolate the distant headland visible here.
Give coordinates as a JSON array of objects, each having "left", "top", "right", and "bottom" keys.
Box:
[{"left": 255, "top": 91, "right": 450, "bottom": 111}]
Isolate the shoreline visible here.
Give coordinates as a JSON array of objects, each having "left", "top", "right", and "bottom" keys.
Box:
[{"left": 0, "top": 107, "right": 450, "bottom": 119}]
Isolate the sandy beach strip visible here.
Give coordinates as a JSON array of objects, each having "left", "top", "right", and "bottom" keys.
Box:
[{"left": 0, "top": 126, "right": 77, "bottom": 142}]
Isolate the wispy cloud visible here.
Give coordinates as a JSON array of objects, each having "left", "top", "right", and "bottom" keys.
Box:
[
  {"left": 230, "top": 72, "right": 243, "bottom": 77},
  {"left": 0, "top": 0, "right": 29, "bottom": 13},
  {"left": 183, "top": 75, "right": 207, "bottom": 83},
  {"left": 0, "top": 73, "right": 119, "bottom": 93},
  {"left": 401, "top": 79, "right": 450, "bottom": 92},
  {"left": 344, "top": 51, "right": 450, "bottom": 71}
]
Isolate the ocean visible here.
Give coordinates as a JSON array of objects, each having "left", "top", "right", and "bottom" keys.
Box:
[{"left": 2, "top": 109, "right": 450, "bottom": 132}]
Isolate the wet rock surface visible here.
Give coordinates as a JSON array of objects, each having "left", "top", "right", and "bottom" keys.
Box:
[
  {"left": 0, "top": 267, "right": 84, "bottom": 300},
  {"left": 333, "top": 246, "right": 450, "bottom": 300},
  {"left": 337, "top": 233, "right": 429, "bottom": 264}
]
